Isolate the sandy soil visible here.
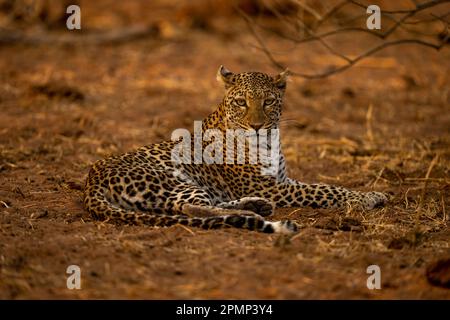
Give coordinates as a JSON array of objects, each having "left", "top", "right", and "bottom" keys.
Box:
[{"left": 0, "top": 0, "right": 449, "bottom": 299}]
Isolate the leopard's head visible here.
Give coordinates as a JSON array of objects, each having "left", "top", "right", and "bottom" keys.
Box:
[{"left": 217, "top": 66, "right": 289, "bottom": 132}]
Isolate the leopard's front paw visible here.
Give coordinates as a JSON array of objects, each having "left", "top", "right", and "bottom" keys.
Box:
[
  {"left": 239, "top": 197, "right": 274, "bottom": 217},
  {"left": 362, "top": 191, "right": 388, "bottom": 210}
]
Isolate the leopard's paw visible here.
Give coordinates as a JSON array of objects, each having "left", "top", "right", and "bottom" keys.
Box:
[
  {"left": 362, "top": 191, "right": 388, "bottom": 210},
  {"left": 239, "top": 197, "right": 274, "bottom": 217}
]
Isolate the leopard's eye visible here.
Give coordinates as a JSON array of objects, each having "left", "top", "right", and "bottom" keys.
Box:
[
  {"left": 264, "top": 98, "right": 275, "bottom": 106},
  {"left": 235, "top": 98, "right": 247, "bottom": 107}
]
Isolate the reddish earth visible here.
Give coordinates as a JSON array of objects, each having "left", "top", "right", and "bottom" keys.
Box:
[{"left": 0, "top": 0, "right": 449, "bottom": 299}]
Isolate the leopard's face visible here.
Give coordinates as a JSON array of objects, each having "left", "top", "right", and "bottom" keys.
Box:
[{"left": 217, "top": 66, "right": 290, "bottom": 132}]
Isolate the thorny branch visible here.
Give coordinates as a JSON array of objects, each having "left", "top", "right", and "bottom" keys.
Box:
[{"left": 240, "top": 0, "right": 450, "bottom": 78}]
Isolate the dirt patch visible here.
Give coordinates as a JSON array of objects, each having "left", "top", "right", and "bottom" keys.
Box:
[{"left": 0, "top": 0, "right": 449, "bottom": 299}]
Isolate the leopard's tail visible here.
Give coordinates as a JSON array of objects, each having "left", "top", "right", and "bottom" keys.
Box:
[{"left": 84, "top": 193, "right": 298, "bottom": 234}]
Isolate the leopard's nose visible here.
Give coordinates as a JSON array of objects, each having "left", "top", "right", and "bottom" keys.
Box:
[{"left": 250, "top": 123, "right": 264, "bottom": 131}]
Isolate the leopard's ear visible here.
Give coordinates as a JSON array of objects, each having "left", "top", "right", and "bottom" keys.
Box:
[
  {"left": 273, "top": 68, "right": 290, "bottom": 90},
  {"left": 216, "top": 65, "right": 235, "bottom": 88}
]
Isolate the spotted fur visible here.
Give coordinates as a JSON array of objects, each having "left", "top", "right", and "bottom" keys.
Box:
[{"left": 83, "top": 66, "right": 387, "bottom": 234}]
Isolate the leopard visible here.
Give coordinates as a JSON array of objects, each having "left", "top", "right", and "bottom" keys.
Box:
[{"left": 83, "top": 66, "right": 387, "bottom": 234}]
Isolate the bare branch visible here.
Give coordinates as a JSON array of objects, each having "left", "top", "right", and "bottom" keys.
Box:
[
  {"left": 250, "top": 35, "right": 447, "bottom": 78},
  {"left": 347, "top": 0, "right": 450, "bottom": 14},
  {"left": 247, "top": 11, "right": 447, "bottom": 45},
  {"left": 403, "top": 10, "right": 450, "bottom": 24},
  {"left": 0, "top": 25, "right": 159, "bottom": 45},
  {"left": 238, "top": 6, "right": 352, "bottom": 64},
  {"left": 293, "top": 0, "right": 323, "bottom": 21},
  {"left": 290, "top": 39, "right": 447, "bottom": 79},
  {"left": 240, "top": 0, "right": 449, "bottom": 79},
  {"left": 239, "top": 8, "right": 287, "bottom": 70},
  {"left": 313, "top": 1, "right": 350, "bottom": 30}
]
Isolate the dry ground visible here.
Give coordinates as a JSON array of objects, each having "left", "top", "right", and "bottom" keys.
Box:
[{"left": 0, "top": 0, "right": 449, "bottom": 299}]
